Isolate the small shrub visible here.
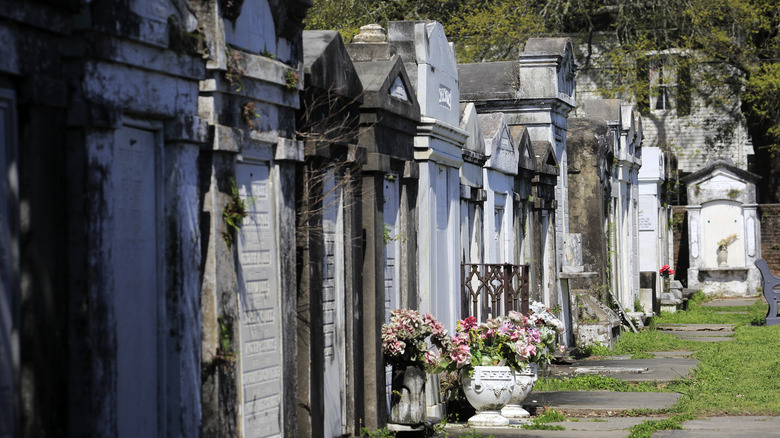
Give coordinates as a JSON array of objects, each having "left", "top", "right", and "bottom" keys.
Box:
[
  {"left": 627, "top": 414, "right": 696, "bottom": 438},
  {"left": 521, "top": 408, "right": 566, "bottom": 431},
  {"left": 360, "top": 427, "right": 395, "bottom": 438}
]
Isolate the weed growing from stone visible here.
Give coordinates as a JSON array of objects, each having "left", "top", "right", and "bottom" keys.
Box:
[
  {"left": 521, "top": 408, "right": 566, "bottom": 430},
  {"left": 457, "top": 428, "right": 496, "bottom": 438},
  {"left": 359, "top": 427, "right": 395, "bottom": 438},
  {"left": 626, "top": 413, "right": 696, "bottom": 438}
]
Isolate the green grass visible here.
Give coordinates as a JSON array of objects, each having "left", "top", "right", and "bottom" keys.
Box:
[
  {"left": 655, "top": 299, "right": 766, "bottom": 325},
  {"left": 626, "top": 413, "right": 696, "bottom": 438},
  {"left": 457, "top": 430, "right": 496, "bottom": 438},
  {"left": 539, "top": 299, "right": 780, "bottom": 436},
  {"left": 535, "top": 374, "right": 667, "bottom": 392},
  {"left": 520, "top": 408, "right": 566, "bottom": 430}
]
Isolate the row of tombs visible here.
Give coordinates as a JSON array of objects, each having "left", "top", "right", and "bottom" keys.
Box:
[
  {"left": 0, "top": 3, "right": 763, "bottom": 438},
  {"left": 274, "top": 22, "right": 764, "bottom": 436}
]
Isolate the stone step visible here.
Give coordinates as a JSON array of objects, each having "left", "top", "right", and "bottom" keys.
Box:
[
  {"left": 656, "top": 324, "right": 735, "bottom": 332},
  {"left": 547, "top": 358, "right": 697, "bottom": 382},
  {"left": 669, "top": 334, "right": 734, "bottom": 342},
  {"left": 663, "top": 330, "right": 733, "bottom": 337},
  {"left": 525, "top": 391, "right": 682, "bottom": 416}
]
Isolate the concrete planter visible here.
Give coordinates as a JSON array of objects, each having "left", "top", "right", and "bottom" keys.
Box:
[
  {"left": 462, "top": 366, "right": 514, "bottom": 427},
  {"left": 501, "top": 364, "right": 538, "bottom": 419},
  {"left": 389, "top": 365, "right": 426, "bottom": 426}
]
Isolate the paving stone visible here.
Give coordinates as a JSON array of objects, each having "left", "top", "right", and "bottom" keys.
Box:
[
  {"left": 443, "top": 416, "right": 655, "bottom": 437},
  {"left": 650, "top": 351, "right": 694, "bottom": 358},
  {"left": 654, "top": 416, "right": 780, "bottom": 437},
  {"left": 656, "top": 324, "right": 735, "bottom": 332},
  {"left": 663, "top": 330, "right": 733, "bottom": 337},
  {"left": 548, "top": 358, "right": 697, "bottom": 382},
  {"left": 670, "top": 335, "right": 734, "bottom": 342},
  {"left": 701, "top": 298, "right": 762, "bottom": 307},
  {"left": 525, "top": 391, "right": 682, "bottom": 415}
]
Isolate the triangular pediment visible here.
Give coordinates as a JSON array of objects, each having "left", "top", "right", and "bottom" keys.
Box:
[
  {"left": 389, "top": 75, "right": 409, "bottom": 102},
  {"left": 460, "top": 103, "right": 486, "bottom": 155}
]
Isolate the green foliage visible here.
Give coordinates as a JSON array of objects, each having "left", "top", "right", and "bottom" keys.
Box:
[
  {"left": 521, "top": 423, "right": 566, "bottom": 431},
  {"left": 284, "top": 69, "right": 300, "bottom": 90},
  {"left": 575, "top": 341, "right": 611, "bottom": 357},
  {"left": 535, "top": 374, "right": 664, "bottom": 392},
  {"left": 745, "top": 63, "right": 780, "bottom": 153},
  {"left": 627, "top": 414, "right": 697, "bottom": 438},
  {"left": 225, "top": 47, "right": 245, "bottom": 92},
  {"left": 445, "top": 0, "right": 549, "bottom": 62},
  {"left": 305, "top": 0, "right": 460, "bottom": 42},
  {"left": 534, "top": 408, "right": 566, "bottom": 423},
  {"left": 222, "top": 178, "right": 248, "bottom": 247},
  {"left": 660, "top": 299, "right": 765, "bottom": 325},
  {"left": 457, "top": 429, "right": 497, "bottom": 438},
  {"left": 562, "top": 299, "right": 780, "bottom": 417},
  {"left": 360, "top": 427, "right": 395, "bottom": 438},
  {"left": 520, "top": 408, "right": 566, "bottom": 430},
  {"left": 305, "top": 0, "right": 780, "bottom": 162}
]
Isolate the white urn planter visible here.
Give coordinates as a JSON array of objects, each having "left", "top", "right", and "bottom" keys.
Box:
[
  {"left": 461, "top": 366, "right": 515, "bottom": 427},
  {"left": 717, "top": 247, "right": 728, "bottom": 267},
  {"left": 501, "top": 363, "right": 538, "bottom": 419}
]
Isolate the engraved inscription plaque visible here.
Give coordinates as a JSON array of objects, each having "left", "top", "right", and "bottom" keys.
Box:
[
  {"left": 638, "top": 198, "right": 656, "bottom": 231},
  {"left": 237, "top": 163, "right": 282, "bottom": 438}
]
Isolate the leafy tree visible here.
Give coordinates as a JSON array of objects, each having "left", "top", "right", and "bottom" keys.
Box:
[{"left": 306, "top": 0, "right": 780, "bottom": 198}]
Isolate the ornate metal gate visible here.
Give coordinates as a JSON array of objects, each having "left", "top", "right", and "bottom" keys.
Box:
[{"left": 461, "top": 263, "right": 530, "bottom": 320}]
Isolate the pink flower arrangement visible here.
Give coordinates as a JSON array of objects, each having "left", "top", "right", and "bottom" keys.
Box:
[
  {"left": 659, "top": 265, "right": 675, "bottom": 278},
  {"left": 444, "top": 302, "right": 564, "bottom": 376},
  {"left": 381, "top": 309, "right": 451, "bottom": 373}
]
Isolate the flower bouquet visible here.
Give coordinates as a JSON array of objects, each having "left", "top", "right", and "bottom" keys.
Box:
[
  {"left": 659, "top": 265, "right": 675, "bottom": 279},
  {"left": 381, "top": 309, "right": 451, "bottom": 425},
  {"left": 381, "top": 309, "right": 451, "bottom": 373},
  {"left": 447, "top": 301, "right": 565, "bottom": 376},
  {"left": 446, "top": 302, "right": 565, "bottom": 425}
]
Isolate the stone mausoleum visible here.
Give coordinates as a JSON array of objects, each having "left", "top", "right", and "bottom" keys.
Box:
[{"left": 683, "top": 158, "right": 762, "bottom": 296}]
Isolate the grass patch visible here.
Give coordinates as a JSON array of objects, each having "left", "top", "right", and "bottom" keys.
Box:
[
  {"left": 520, "top": 408, "right": 567, "bottom": 431},
  {"left": 457, "top": 429, "right": 496, "bottom": 438},
  {"left": 535, "top": 374, "right": 667, "bottom": 392},
  {"left": 520, "top": 423, "right": 566, "bottom": 430},
  {"left": 658, "top": 299, "right": 766, "bottom": 325},
  {"left": 564, "top": 299, "right": 779, "bottom": 435},
  {"left": 626, "top": 413, "right": 696, "bottom": 438},
  {"left": 609, "top": 329, "right": 695, "bottom": 355}
]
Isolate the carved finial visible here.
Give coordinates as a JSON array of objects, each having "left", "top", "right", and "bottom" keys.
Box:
[{"left": 352, "top": 24, "right": 387, "bottom": 43}]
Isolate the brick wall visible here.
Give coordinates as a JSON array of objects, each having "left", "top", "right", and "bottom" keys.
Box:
[{"left": 759, "top": 204, "right": 780, "bottom": 273}]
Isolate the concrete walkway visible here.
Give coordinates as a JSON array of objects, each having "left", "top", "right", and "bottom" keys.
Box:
[
  {"left": 546, "top": 357, "right": 697, "bottom": 382},
  {"left": 525, "top": 391, "right": 682, "bottom": 415},
  {"left": 655, "top": 416, "right": 780, "bottom": 437},
  {"left": 439, "top": 300, "right": 777, "bottom": 437},
  {"left": 656, "top": 323, "right": 735, "bottom": 342},
  {"left": 700, "top": 297, "right": 762, "bottom": 307}
]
